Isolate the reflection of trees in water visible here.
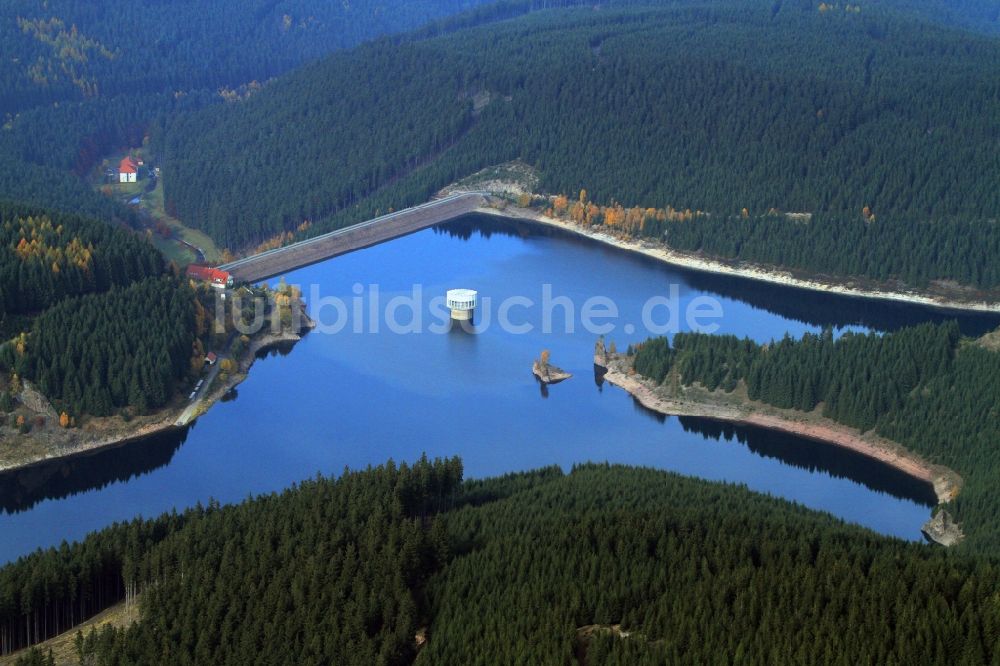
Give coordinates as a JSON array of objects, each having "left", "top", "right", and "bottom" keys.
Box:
[
  {"left": 628, "top": 396, "right": 667, "bottom": 424},
  {"left": 678, "top": 416, "right": 938, "bottom": 507},
  {"left": 593, "top": 363, "right": 607, "bottom": 391},
  {"left": 434, "top": 214, "right": 538, "bottom": 242},
  {"left": 0, "top": 427, "right": 190, "bottom": 514},
  {"left": 436, "top": 215, "right": 1000, "bottom": 336},
  {"left": 255, "top": 341, "right": 296, "bottom": 359}
]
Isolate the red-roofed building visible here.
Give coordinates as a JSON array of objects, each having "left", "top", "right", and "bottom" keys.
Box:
[
  {"left": 119, "top": 156, "right": 138, "bottom": 183},
  {"left": 205, "top": 352, "right": 218, "bottom": 366},
  {"left": 186, "top": 265, "right": 233, "bottom": 289}
]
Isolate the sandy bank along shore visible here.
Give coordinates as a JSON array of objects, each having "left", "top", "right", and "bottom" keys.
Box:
[
  {"left": 592, "top": 341, "right": 962, "bottom": 545},
  {"left": 472, "top": 202, "right": 1000, "bottom": 314}
]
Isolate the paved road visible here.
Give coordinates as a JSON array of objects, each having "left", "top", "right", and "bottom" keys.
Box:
[{"left": 220, "top": 192, "right": 489, "bottom": 282}]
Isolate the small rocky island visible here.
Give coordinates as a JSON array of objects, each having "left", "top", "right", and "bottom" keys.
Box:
[{"left": 532, "top": 350, "right": 572, "bottom": 384}]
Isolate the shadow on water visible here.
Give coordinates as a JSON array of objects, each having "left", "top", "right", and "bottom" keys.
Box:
[
  {"left": 256, "top": 341, "right": 297, "bottom": 359},
  {"left": 677, "top": 415, "right": 939, "bottom": 507},
  {"left": 0, "top": 426, "right": 190, "bottom": 514},
  {"left": 436, "top": 215, "right": 1000, "bottom": 336},
  {"left": 593, "top": 364, "right": 607, "bottom": 391},
  {"left": 629, "top": 396, "right": 667, "bottom": 424}
]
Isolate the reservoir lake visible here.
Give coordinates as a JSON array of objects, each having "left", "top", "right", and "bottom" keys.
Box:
[{"left": 2, "top": 215, "right": 998, "bottom": 563}]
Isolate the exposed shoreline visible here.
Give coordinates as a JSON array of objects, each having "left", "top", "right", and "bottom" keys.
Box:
[
  {"left": 472, "top": 203, "right": 1000, "bottom": 314},
  {"left": 0, "top": 315, "right": 315, "bottom": 476},
  {"left": 594, "top": 351, "right": 959, "bottom": 507}
]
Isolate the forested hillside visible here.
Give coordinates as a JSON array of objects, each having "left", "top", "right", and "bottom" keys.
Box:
[
  {"left": 0, "top": 202, "right": 200, "bottom": 420},
  {"left": 0, "top": 0, "right": 504, "bottom": 418},
  {"left": 630, "top": 323, "right": 1000, "bottom": 552},
  {"left": 0, "top": 202, "right": 163, "bottom": 316},
  {"left": 879, "top": 0, "right": 1000, "bottom": 35},
  {"left": 0, "top": 0, "right": 517, "bottom": 233},
  {"left": 0, "top": 0, "right": 502, "bottom": 116},
  {"left": 2, "top": 277, "right": 197, "bottom": 417},
  {"left": 160, "top": 0, "right": 1000, "bottom": 284},
  {"left": 5, "top": 458, "right": 1000, "bottom": 663},
  {"left": 654, "top": 213, "right": 1000, "bottom": 289}
]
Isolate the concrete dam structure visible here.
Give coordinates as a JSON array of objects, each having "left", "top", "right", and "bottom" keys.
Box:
[{"left": 220, "top": 192, "right": 489, "bottom": 283}]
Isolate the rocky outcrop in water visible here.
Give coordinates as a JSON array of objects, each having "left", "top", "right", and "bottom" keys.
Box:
[
  {"left": 922, "top": 509, "right": 964, "bottom": 547},
  {"left": 533, "top": 360, "right": 572, "bottom": 384},
  {"left": 532, "top": 351, "right": 572, "bottom": 384},
  {"left": 594, "top": 336, "right": 609, "bottom": 367}
]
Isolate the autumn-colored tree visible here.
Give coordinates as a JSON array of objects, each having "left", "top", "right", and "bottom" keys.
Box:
[
  {"left": 604, "top": 205, "right": 625, "bottom": 227},
  {"left": 539, "top": 349, "right": 551, "bottom": 366},
  {"left": 59, "top": 412, "right": 71, "bottom": 428},
  {"left": 516, "top": 192, "right": 532, "bottom": 208},
  {"left": 609, "top": 341, "right": 617, "bottom": 354},
  {"left": 553, "top": 195, "right": 569, "bottom": 214},
  {"left": 741, "top": 207, "right": 749, "bottom": 218},
  {"left": 579, "top": 189, "right": 587, "bottom": 204},
  {"left": 586, "top": 203, "right": 600, "bottom": 224}
]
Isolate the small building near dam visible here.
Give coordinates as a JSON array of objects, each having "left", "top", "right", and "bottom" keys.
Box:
[{"left": 186, "top": 265, "right": 234, "bottom": 289}]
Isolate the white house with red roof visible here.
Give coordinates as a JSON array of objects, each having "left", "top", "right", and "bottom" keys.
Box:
[{"left": 119, "top": 156, "right": 138, "bottom": 183}]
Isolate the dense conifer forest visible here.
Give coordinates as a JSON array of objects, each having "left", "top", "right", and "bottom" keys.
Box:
[
  {"left": 650, "top": 214, "right": 1000, "bottom": 290},
  {"left": 1, "top": 277, "right": 196, "bottom": 417},
  {"left": 541, "top": 194, "right": 1000, "bottom": 289},
  {"left": 0, "top": 0, "right": 503, "bottom": 116},
  {"left": 4, "top": 1, "right": 1000, "bottom": 290},
  {"left": 0, "top": 198, "right": 202, "bottom": 418},
  {"left": 4, "top": 458, "right": 1000, "bottom": 663},
  {"left": 157, "top": 1, "right": 1000, "bottom": 291},
  {"left": 0, "top": 0, "right": 516, "bottom": 227},
  {"left": 5, "top": 3, "right": 1000, "bottom": 662},
  {"left": 631, "top": 323, "right": 1000, "bottom": 553},
  {"left": 0, "top": 201, "right": 213, "bottom": 426},
  {"left": 0, "top": 202, "right": 163, "bottom": 316}
]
